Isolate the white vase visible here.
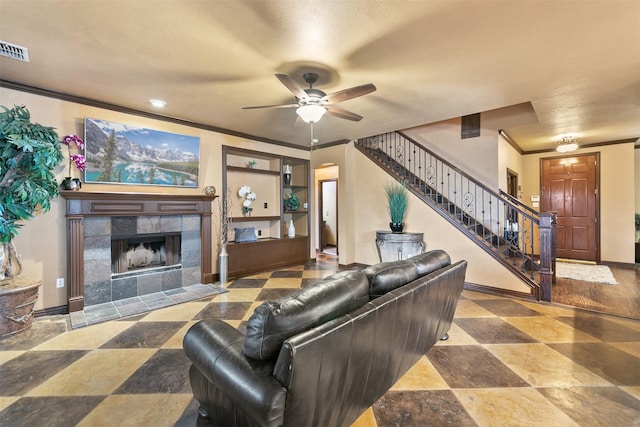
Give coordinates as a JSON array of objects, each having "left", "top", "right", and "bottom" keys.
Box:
[
  {"left": 219, "top": 245, "right": 228, "bottom": 285},
  {"left": 288, "top": 219, "right": 296, "bottom": 238}
]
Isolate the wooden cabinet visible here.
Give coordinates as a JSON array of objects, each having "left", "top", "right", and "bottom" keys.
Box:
[{"left": 222, "top": 146, "right": 310, "bottom": 278}]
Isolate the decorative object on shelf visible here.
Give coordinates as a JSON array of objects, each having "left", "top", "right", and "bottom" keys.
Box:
[
  {"left": 217, "top": 187, "right": 233, "bottom": 285},
  {"left": 283, "top": 193, "right": 300, "bottom": 211},
  {"left": 0, "top": 105, "right": 63, "bottom": 336},
  {"left": 385, "top": 180, "right": 408, "bottom": 233},
  {"left": 238, "top": 185, "right": 257, "bottom": 216},
  {"left": 389, "top": 222, "right": 403, "bottom": 233},
  {"left": 247, "top": 160, "right": 258, "bottom": 169},
  {"left": 60, "top": 177, "right": 82, "bottom": 191},
  {"left": 288, "top": 219, "right": 296, "bottom": 238},
  {"left": 283, "top": 164, "right": 292, "bottom": 186},
  {"left": 235, "top": 227, "right": 258, "bottom": 243},
  {"left": 60, "top": 134, "right": 86, "bottom": 191},
  {"left": 204, "top": 185, "right": 216, "bottom": 196}
]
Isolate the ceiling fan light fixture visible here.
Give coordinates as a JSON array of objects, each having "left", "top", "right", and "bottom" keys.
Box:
[
  {"left": 296, "top": 104, "right": 326, "bottom": 123},
  {"left": 556, "top": 136, "right": 579, "bottom": 153}
]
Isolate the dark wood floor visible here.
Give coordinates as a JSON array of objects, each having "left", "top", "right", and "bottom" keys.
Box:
[{"left": 552, "top": 262, "right": 640, "bottom": 320}]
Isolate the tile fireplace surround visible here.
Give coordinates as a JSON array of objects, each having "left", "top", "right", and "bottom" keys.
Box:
[{"left": 61, "top": 191, "right": 216, "bottom": 313}]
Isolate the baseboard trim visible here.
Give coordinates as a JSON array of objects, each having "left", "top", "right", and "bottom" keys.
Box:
[
  {"left": 35, "top": 305, "right": 68, "bottom": 318},
  {"left": 463, "top": 282, "right": 537, "bottom": 301}
]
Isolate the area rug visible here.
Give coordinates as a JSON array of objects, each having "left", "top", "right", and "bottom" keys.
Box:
[{"left": 555, "top": 262, "right": 618, "bottom": 285}]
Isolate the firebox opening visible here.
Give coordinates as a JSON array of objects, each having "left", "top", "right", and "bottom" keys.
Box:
[{"left": 111, "top": 232, "right": 181, "bottom": 275}]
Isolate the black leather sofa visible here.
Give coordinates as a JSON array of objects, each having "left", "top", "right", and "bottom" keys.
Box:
[{"left": 183, "top": 250, "right": 467, "bottom": 427}]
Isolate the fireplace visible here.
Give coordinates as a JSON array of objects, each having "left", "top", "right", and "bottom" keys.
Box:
[
  {"left": 111, "top": 232, "right": 181, "bottom": 276},
  {"left": 61, "top": 192, "right": 216, "bottom": 312}
]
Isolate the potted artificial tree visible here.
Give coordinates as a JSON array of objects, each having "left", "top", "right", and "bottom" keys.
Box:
[
  {"left": 0, "top": 105, "right": 64, "bottom": 338},
  {"left": 385, "top": 180, "right": 408, "bottom": 233}
]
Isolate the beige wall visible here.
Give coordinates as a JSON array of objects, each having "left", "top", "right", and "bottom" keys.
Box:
[
  {"left": 498, "top": 133, "right": 524, "bottom": 197},
  {"left": 404, "top": 119, "right": 500, "bottom": 189},
  {"left": 520, "top": 143, "right": 636, "bottom": 263},
  {"left": 3, "top": 87, "right": 309, "bottom": 310}
]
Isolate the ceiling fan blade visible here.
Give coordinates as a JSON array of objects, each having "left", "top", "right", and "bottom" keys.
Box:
[
  {"left": 242, "top": 103, "right": 299, "bottom": 110},
  {"left": 275, "top": 74, "right": 309, "bottom": 100},
  {"left": 325, "top": 105, "right": 363, "bottom": 122},
  {"left": 321, "top": 83, "right": 376, "bottom": 104}
]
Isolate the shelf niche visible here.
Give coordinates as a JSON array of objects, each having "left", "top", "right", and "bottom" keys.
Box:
[{"left": 222, "top": 146, "right": 310, "bottom": 279}]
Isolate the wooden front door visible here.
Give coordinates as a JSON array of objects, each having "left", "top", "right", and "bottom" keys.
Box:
[{"left": 541, "top": 154, "right": 599, "bottom": 261}]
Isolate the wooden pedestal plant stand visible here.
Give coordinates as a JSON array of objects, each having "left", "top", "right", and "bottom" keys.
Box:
[{"left": 0, "top": 105, "right": 64, "bottom": 338}]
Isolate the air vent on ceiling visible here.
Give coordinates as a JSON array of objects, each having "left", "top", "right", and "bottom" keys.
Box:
[{"left": 0, "top": 41, "right": 30, "bottom": 62}]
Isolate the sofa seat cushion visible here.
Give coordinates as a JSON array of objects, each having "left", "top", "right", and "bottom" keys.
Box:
[
  {"left": 243, "top": 270, "right": 369, "bottom": 360},
  {"left": 408, "top": 249, "right": 451, "bottom": 276},
  {"left": 363, "top": 260, "right": 419, "bottom": 298}
]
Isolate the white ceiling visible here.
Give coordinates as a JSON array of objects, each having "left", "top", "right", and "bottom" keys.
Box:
[{"left": 1, "top": 0, "right": 639, "bottom": 151}]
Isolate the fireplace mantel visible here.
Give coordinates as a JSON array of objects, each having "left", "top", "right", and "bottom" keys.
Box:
[{"left": 61, "top": 191, "right": 217, "bottom": 312}]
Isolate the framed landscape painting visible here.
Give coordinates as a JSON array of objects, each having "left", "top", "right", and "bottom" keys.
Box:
[{"left": 84, "top": 118, "right": 200, "bottom": 187}]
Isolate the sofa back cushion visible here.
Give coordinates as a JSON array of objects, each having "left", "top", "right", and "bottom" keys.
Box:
[
  {"left": 243, "top": 270, "right": 369, "bottom": 360},
  {"left": 362, "top": 260, "right": 419, "bottom": 298},
  {"left": 409, "top": 249, "right": 451, "bottom": 276}
]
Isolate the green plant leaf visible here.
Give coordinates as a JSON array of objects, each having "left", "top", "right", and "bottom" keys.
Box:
[{"left": 0, "top": 105, "right": 63, "bottom": 243}]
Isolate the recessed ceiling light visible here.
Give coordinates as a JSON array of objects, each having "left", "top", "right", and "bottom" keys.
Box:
[{"left": 150, "top": 99, "right": 167, "bottom": 108}]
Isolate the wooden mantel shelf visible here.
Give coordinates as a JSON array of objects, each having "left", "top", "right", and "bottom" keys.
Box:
[
  {"left": 60, "top": 191, "right": 218, "bottom": 217},
  {"left": 60, "top": 191, "right": 217, "bottom": 313}
]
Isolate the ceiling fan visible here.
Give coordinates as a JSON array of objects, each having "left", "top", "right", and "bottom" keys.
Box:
[{"left": 242, "top": 72, "right": 376, "bottom": 123}]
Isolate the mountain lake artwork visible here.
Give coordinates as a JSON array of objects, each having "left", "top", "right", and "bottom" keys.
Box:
[{"left": 84, "top": 118, "right": 200, "bottom": 187}]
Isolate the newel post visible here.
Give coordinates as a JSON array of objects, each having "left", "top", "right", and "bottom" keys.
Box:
[{"left": 538, "top": 212, "right": 556, "bottom": 301}]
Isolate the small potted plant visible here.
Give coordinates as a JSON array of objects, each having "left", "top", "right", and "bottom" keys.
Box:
[
  {"left": 247, "top": 160, "right": 258, "bottom": 169},
  {"left": 0, "top": 105, "right": 64, "bottom": 337},
  {"left": 238, "top": 185, "right": 256, "bottom": 216},
  {"left": 60, "top": 134, "right": 86, "bottom": 190},
  {"left": 283, "top": 193, "right": 300, "bottom": 212},
  {"left": 385, "top": 180, "right": 408, "bottom": 233}
]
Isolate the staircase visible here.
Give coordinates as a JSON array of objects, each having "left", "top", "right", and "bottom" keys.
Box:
[{"left": 355, "top": 131, "right": 555, "bottom": 301}]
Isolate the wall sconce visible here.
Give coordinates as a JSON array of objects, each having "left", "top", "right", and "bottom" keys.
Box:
[{"left": 556, "top": 136, "right": 579, "bottom": 153}]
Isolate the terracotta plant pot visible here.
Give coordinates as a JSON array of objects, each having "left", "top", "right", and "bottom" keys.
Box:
[{"left": 0, "top": 278, "right": 41, "bottom": 339}]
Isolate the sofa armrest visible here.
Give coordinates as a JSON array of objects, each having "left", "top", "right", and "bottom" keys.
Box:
[{"left": 183, "top": 319, "right": 287, "bottom": 425}]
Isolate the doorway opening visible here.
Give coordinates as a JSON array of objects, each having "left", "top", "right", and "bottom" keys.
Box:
[{"left": 319, "top": 179, "right": 338, "bottom": 255}]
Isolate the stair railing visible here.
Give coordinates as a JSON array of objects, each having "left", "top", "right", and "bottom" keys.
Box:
[{"left": 355, "top": 131, "right": 556, "bottom": 300}]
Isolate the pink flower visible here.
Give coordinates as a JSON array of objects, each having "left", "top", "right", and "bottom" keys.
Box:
[
  {"left": 61, "top": 134, "right": 86, "bottom": 177},
  {"left": 71, "top": 154, "right": 86, "bottom": 171},
  {"left": 62, "top": 134, "right": 85, "bottom": 150}
]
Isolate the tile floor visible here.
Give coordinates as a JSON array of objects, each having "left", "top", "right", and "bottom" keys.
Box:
[{"left": 0, "top": 253, "right": 639, "bottom": 426}]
